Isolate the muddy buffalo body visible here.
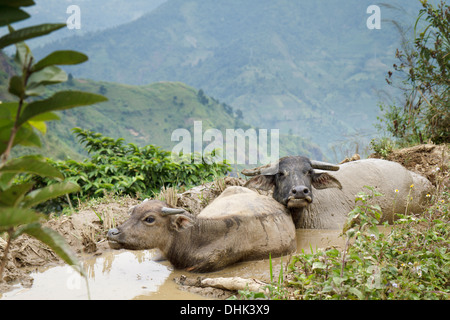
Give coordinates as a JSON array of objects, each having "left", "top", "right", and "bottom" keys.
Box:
[
  {"left": 107, "top": 186, "right": 296, "bottom": 272},
  {"left": 242, "top": 156, "right": 433, "bottom": 229}
]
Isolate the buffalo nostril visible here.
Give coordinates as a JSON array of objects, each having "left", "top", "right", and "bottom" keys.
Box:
[
  {"left": 292, "top": 188, "right": 297, "bottom": 194},
  {"left": 107, "top": 228, "right": 120, "bottom": 238},
  {"left": 303, "top": 187, "right": 310, "bottom": 195}
]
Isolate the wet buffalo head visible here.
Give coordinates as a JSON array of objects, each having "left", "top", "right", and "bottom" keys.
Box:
[
  {"left": 107, "top": 199, "right": 193, "bottom": 250},
  {"left": 242, "top": 156, "right": 342, "bottom": 225}
]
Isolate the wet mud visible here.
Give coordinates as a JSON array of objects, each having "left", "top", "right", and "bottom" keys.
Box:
[{"left": 1, "top": 228, "right": 344, "bottom": 300}]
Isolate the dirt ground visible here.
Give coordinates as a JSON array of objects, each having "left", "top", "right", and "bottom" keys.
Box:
[
  {"left": 1, "top": 145, "right": 448, "bottom": 296},
  {"left": 370, "top": 143, "right": 449, "bottom": 188}
]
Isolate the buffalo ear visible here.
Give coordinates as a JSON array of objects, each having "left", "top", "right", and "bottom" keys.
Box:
[
  {"left": 244, "top": 175, "right": 275, "bottom": 191},
  {"left": 171, "top": 214, "right": 194, "bottom": 232},
  {"left": 312, "top": 172, "right": 342, "bottom": 190}
]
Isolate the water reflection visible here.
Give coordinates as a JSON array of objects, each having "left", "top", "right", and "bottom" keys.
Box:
[{"left": 2, "top": 250, "right": 172, "bottom": 300}]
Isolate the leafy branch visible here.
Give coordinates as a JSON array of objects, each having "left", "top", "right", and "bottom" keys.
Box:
[
  {"left": 0, "top": 0, "right": 107, "bottom": 285},
  {"left": 378, "top": 1, "right": 449, "bottom": 148}
]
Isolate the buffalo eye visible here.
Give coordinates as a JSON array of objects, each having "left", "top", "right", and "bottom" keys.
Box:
[
  {"left": 277, "top": 171, "right": 287, "bottom": 177},
  {"left": 143, "top": 216, "right": 156, "bottom": 224}
]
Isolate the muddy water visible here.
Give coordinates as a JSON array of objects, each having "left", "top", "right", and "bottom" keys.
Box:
[{"left": 1, "top": 229, "right": 344, "bottom": 300}]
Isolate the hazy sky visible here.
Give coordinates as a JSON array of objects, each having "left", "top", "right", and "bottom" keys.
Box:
[{"left": 1, "top": 0, "right": 167, "bottom": 50}]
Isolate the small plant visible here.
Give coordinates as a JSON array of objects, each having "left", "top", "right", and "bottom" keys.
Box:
[
  {"left": 288, "top": 187, "right": 449, "bottom": 300},
  {"left": 370, "top": 137, "right": 395, "bottom": 158},
  {"left": 264, "top": 254, "right": 290, "bottom": 300},
  {"left": 232, "top": 253, "right": 290, "bottom": 300},
  {"left": 0, "top": 0, "right": 106, "bottom": 284},
  {"left": 284, "top": 187, "right": 385, "bottom": 300}
]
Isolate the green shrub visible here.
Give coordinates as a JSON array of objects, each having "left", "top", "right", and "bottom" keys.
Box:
[
  {"left": 380, "top": 1, "right": 450, "bottom": 146},
  {"left": 31, "top": 128, "right": 230, "bottom": 211}
]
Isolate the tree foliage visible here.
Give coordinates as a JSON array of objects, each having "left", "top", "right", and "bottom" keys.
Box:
[
  {"left": 379, "top": 0, "right": 449, "bottom": 146},
  {"left": 31, "top": 128, "right": 230, "bottom": 212}
]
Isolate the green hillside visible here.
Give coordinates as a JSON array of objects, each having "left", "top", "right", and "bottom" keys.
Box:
[
  {"left": 6, "top": 76, "right": 323, "bottom": 162},
  {"left": 1, "top": 46, "right": 323, "bottom": 163},
  {"left": 33, "top": 0, "right": 427, "bottom": 158}
]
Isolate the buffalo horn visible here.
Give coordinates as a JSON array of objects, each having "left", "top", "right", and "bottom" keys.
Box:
[
  {"left": 241, "top": 161, "right": 279, "bottom": 176},
  {"left": 311, "top": 160, "right": 340, "bottom": 171},
  {"left": 161, "top": 207, "right": 186, "bottom": 215},
  {"left": 241, "top": 167, "right": 260, "bottom": 176}
]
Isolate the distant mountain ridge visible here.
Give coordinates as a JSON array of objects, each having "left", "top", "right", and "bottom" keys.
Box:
[{"left": 34, "top": 0, "right": 426, "bottom": 159}]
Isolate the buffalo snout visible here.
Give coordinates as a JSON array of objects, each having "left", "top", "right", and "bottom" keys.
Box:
[
  {"left": 107, "top": 228, "right": 120, "bottom": 238},
  {"left": 107, "top": 228, "right": 123, "bottom": 249},
  {"left": 288, "top": 185, "right": 312, "bottom": 208},
  {"left": 290, "top": 185, "right": 311, "bottom": 198}
]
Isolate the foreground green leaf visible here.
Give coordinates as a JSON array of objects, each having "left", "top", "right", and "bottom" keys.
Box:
[
  {"left": 0, "top": 155, "right": 64, "bottom": 181},
  {"left": 17, "top": 91, "right": 108, "bottom": 127},
  {"left": 348, "top": 288, "right": 364, "bottom": 300},
  {"left": 0, "top": 207, "right": 43, "bottom": 230},
  {"left": 8, "top": 75, "right": 25, "bottom": 99},
  {"left": 33, "top": 50, "right": 88, "bottom": 72},
  {"left": 27, "top": 65, "right": 67, "bottom": 88},
  {"left": 27, "top": 112, "right": 60, "bottom": 122},
  {"left": 0, "top": 182, "right": 34, "bottom": 207},
  {"left": 0, "top": 23, "right": 65, "bottom": 49},
  {"left": 0, "top": 0, "right": 35, "bottom": 7},
  {"left": 21, "top": 181, "right": 80, "bottom": 209},
  {"left": 0, "top": 6, "right": 30, "bottom": 27},
  {"left": 13, "top": 40, "right": 32, "bottom": 66},
  {"left": 0, "top": 101, "right": 19, "bottom": 120}
]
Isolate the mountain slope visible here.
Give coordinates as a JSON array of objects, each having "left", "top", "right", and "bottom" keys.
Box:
[
  {"left": 26, "top": 79, "right": 324, "bottom": 162},
  {"left": 0, "top": 49, "right": 323, "bottom": 162},
  {"left": 34, "top": 0, "right": 425, "bottom": 157}
]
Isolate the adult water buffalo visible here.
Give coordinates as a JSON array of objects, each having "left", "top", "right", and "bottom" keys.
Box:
[
  {"left": 107, "top": 186, "right": 296, "bottom": 272},
  {"left": 242, "top": 156, "right": 433, "bottom": 229}
]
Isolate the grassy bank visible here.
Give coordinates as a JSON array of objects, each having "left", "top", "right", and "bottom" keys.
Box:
[{"left": 239, "top": 186, "right": 449, "bottom": 300}]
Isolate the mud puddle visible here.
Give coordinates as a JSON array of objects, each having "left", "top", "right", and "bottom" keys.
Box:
[{"left": 1, "top": 229, "right": 344, "bottom": 300}]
